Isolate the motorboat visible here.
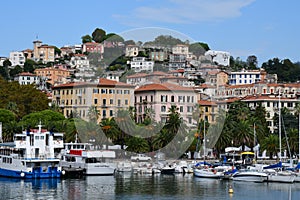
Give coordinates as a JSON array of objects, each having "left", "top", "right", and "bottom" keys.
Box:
[
  {"left": 232, "top": 169, "right": 268, "bottom": 183},
  {"left": 60, "top": 142, "right": 116, "bottom": 176},
  {"left": 193, "top": 167, "right": 225, "bottom": 179}
]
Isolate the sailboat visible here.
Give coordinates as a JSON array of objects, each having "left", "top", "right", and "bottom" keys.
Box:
[{"left": 263, "top": 92, "right": 295, "bottom": 183}]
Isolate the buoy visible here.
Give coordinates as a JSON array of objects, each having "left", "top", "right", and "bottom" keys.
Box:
[{"left": 228, "top": 185, "right": 234, "bottom": 194}]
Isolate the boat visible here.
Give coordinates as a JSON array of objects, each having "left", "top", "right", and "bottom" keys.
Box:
[
  {"left": 116, "top": 161, "right": 133, "bottom": 173},
  {"left": 232, "top": 168, "right": 268, "bottom": 183},
  {"left": 0, "top": 124, "right": 64, "bottom": 179},
  {"left": 60, "top": 142, "right": 116, "bottom": 176},
  {"left": 160, "top": 165, "right": 176, "bottom": 174},
  {"left": 193, "top": 167, "right": 225, "bottom": 179}
]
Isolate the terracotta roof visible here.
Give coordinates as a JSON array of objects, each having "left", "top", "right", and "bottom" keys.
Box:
[
  {"left": 17, "top": 72, "right": 36, "bottom": 76},
  {"left": 241, "top": 95, "right": 297, "bottom": 101},
  {"left": 126, "top": 73, "right": 148, "bottom": 78},
  {"left": 98, "top": 78, "right": 134, "bottom": 87},
  {"left": 198, "top": 100, "right": 217, "bottom": 106},
  {"left": 147, "top": 71, "right": 168, "bottom": 76},
  {"left": 135, "top": 82, "right": 194, "bottom": 92},
  {"left": 52, "top": 82, "right": 95, "bottom": 88}
]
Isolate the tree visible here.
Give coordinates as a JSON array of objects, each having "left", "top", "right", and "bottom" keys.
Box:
[
  {"left": 92, "top": 28, "right": 106, "bottom": 43},
  {"left": 261, "top": 134, "right": 279, "bottom": 159},
  {"left": 19, "top": 109, "right": 65, "bottom": 128},
  {"left": 81, "top": 34, "right": 92, "bottom": 43},
  {"left": 3, "top": 59, "right": 12, "bottom": 67},
  {"left": 23, "top": 59, "right": 37, "bottom": 73},
  {"left": 87, "top": 105, "right": 99, "bottom": 123},
  {"left": 104, "top": 33, "right": 124, "bottom": 43},
  {"left": 54, "top": 46, "right": 62, "bottom": 56},
  {"left": 189, "top": 42, "right": 210, "bottom": 57},
  {"left": 124, "top": 40, "right": 136, "bottom": 46},
  {"left": 0, "top": 109, "right": 16, "bottom": 124},
  {"left": 246, "top": 55, "right": 258, "bottom": 69},
  {"left": 9, "top": 65, "right": 23, "bottom": 78}
]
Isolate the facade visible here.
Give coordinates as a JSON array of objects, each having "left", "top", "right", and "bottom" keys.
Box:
[
  {"left": 149, "top": 50, "right": 169, "bottom": 62},
  {"left": 130, "top": 57, "right": 154, "bottom": 73},
  {"left": 52, "top": 78, "right": 135, "bottom": 122},
  {"left": 134, "top": 82, "right": 197, "bottom": 127},
  {"left": 9, "top": 51, "right": 25, "bottom": 66},
  {"left": 70, "top": 54, "right": 94, "bottom": 79},
  {"left": 125, "top": 45, "right": 139, "bottom": 57},
  {"left": 35, "top": 66, "right": 71, "bottom": 86},
  {"left": 22, "top": 49, "right": 34, "bottom": 59},
  {"left": 198, "top": 100, "right": 218, "bottom": 124},
  {"left": 168, "top": 54, "right": 186, "bottom": 70},
  {"left": 228, "top": 69, "right": 266, "bottom": 85},
  {"left": 14, "top": 72, "right": 39, "bottom": 85},
  {"left": 172, "top": 44, "right": 189, "bottom": 55},
  {"left": 204, "top": 50, "right": 230, "bottom": 66},
  {"left": 82, "top": 42, "right": 104, "bottom": 54},
  {"left": 33, "top": 40, "right": 55, "bottom": 63}
]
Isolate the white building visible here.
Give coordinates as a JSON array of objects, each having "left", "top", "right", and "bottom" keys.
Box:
[
  {"left": 172, "top": 44, "right": 189, "bottom": 55},
  {"left": 14, "top": 72, "right": 39, "bottom": 85},
  {"left": 130, "top": 57, "right": 154, "bottom": 73},
  {"left": 0, "top": 57, "right": 7, "bottom": 66},
  {"left": 204, "top": 50, "right": 230, "bottom": 66},
  {"left": 125, "top": 45, "right": 139, "bottom": 57},
  {"left": 9, "top": 51, "right": 26, "bottom": 66},
  {"left": 228, "top": 69, "right": 266, "bottom": 85}
]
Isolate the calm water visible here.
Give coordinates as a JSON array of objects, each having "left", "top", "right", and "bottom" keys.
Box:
[{"left": 0, "top": 173, "right": 300, "bottom": 200}]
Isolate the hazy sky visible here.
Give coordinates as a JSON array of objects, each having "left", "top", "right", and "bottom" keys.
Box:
[{"left": 1, "top": 0, "right": 299, "bottom": 65}]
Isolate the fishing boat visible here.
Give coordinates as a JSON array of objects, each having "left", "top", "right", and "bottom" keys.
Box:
[
  {"left": 60, "top": 142, "right": 116, "bottom": 176},
  {"left": 0, "top": 124, "right": 64, "bottom": 179}
]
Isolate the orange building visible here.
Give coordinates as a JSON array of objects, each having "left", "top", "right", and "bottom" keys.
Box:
[{"left": 35, "top": 67, "right": 70, "bottom": 86}]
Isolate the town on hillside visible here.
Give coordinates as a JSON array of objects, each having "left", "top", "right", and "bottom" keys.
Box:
[{"left": 1, "top": 28, "right": 300, "bottom": 159}]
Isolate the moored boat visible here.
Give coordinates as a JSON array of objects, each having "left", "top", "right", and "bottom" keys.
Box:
[
  {"left": 232, "top": 169, "right": 268, "bottom": 183},
  {"left": 193, "top": 167, "right": 225, "bottom": 179},
  {"left": 60, "top": 142, "right": 116, "bottom": 176},
  {"left": 0, "top": 124, "right": 64, "bottom": 179}
]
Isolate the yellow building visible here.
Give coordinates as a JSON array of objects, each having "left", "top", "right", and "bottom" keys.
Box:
[
  {"left": 198, "top": 100, "right": 218, "bottom": 124},
  {"left": 35, "top": 67, "right": 71, "bottom": 86},
  {"left": 33, "top": 40, "right": 55, "bottom": 62},
  {"left": 52, "top": 78, "right": 135, "bottom": 122}
]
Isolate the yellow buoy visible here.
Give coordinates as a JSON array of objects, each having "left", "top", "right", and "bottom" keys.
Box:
[{"left": 228, "top": 185, "right": 234, "bottom": 194}]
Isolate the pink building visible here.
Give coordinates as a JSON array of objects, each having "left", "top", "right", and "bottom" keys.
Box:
[{"left": 134, "top": 82, "right": 197, "bottom": 127}]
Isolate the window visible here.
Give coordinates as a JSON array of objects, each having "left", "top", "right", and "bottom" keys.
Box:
[
  {"left": 125, "top": 99, "right": 128, "bottom": 105},
  {"left": 124, "top": 90, "right": 130, "bottom": 94},
  {"left": 171, "top": 95, "right": 175, "bottom": 102},
  {"left": 94, "top": 99, "right": 98, "bottom": 104},
  {"left": 118, "top": 99, "right": 121, "bottom": 106},
  {"left": 110, "top": 110, "right": 113, "bottom": 116},
  {"left": 101, "top": 89, "right": 106, "bottom": 94},
  {"left": 103, "top": 99, "right": 106, "bottom": 105},
  {"left": 102, "top": 110, "right": 106, "bottom": 117},
  {"left": 110, "top": 99, "right": 113, "bottom": 104},
  {"left": 109, "top": 89, "right": 115, "bottom": 94},
  {"left": 93, "top": 89, "right": 99, "bottom": 93},
  {"left": 151, "top": 95, "right": 153, "bottom": 102},
  {"left": 140, "top": 96, "right": 142, "bottom": 102},
  {"left": 180, "top": 106, "right": 183, "bottom": 112},
  {"left": 161, "top": 106, "right": 166, "bottom": 112}
]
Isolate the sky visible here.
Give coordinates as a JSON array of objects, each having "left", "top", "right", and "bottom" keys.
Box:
[{"left": 0, "top": 0, "right": 299, "bottom": 65}]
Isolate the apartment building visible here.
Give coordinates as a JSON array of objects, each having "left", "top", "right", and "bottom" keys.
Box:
[
  {"left": 52, "top": 78, "right": 135, "bottom": 122},
  {"left": 9, "top": 51, "right": 26, "bottom": 66},
  {"left": 35, "top": 66, "right": 70, "bottom": 86},
  {"left": 134, "top": 82, "right": 197, "bottom": 127}
]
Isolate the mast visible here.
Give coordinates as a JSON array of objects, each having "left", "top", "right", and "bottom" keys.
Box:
[
  {"left": 203, "top": 112, "right": 206, "bottom": 160},
  {"left": 279, "top": 91, "right": 282, "bottom": 161}
]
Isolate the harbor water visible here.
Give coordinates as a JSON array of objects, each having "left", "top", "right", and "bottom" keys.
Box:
[{"left": 0, "top": 173, "right": 300, "bottom": 200}]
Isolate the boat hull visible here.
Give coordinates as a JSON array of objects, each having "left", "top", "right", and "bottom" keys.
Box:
[
  {"left": 0, "top": 167, "right": 61, "bottom": 179},
  {"left": 232, "top": 171, "right": 268, "bottom": 183},
  {"left": 194, "top": 168, "right": 224, "bottom": 179}
]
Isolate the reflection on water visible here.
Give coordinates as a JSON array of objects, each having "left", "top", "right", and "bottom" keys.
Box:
[{"left": 1, "top": 174, "right": 300, "bottom": 199}]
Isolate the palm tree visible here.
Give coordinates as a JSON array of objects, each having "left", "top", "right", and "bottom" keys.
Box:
[
  {"left": 100, "top": 118, "right": 120, "bottom": 148},
  {"left": 233, "top": 120, "right": 253, "bottom": 150},
  {"left": 125, "top": 136, "right": 150, "bottom": 153},
  {"left": 261, "top": 134, "right": 279, "bottom": 159},
  {"left": 286, "top": 128, "right": 299, "bottom": 157},
  {"left": 165, "top": 105, "right": 181, "bottom": 135},
  {"left": 87, "top": 105, "right": 100, "bottom": 123}
]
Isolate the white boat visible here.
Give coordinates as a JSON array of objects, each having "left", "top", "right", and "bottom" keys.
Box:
[
  {"left": 264, "top": 169, "right": 295, "bottom": 183},
  {"left": 232, "top": 169, "right": 268, "bottom": 182},
  {"left": 60, "top": 143, "right": 116, "bottom": 176},
  {"left": 117, "top": 161, "right": 133, "bottom": 173},
  {"left": 0, "top": 124, "right": 64, "bottom": 179},
  {"left": 194, "top": 167, "right": 225, "bottom": 179}
]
